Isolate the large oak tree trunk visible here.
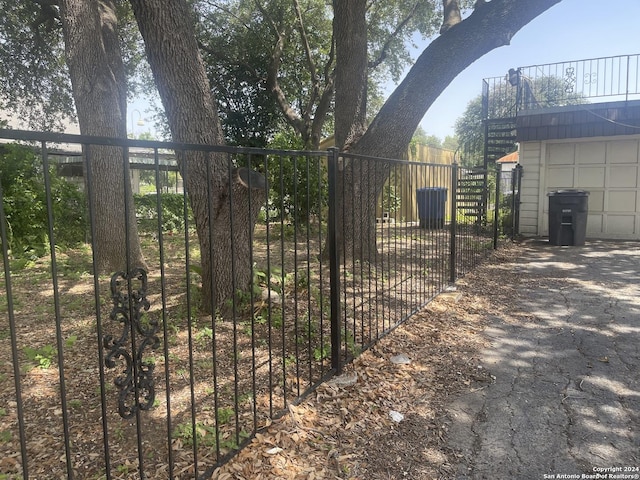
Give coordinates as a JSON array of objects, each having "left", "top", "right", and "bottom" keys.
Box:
[
  {"left": 59, "top": 0, "right": 146, "bottom": 273},
  {"left": 130, "top": 0, "right": 265, "bottom": 313},
  {"left": 335, "top": 0, "right": 562, "bottom": 261},
  {"left": 333, "top": 0, "right": 367, "bottom": 151}
]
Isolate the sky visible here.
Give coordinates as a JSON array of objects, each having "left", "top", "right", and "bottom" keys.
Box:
[
  {"left": 131, "top": 0, "right": 640, "bottom": 141},
  {"left": 414, "top": 0, "right": 640, "bottom": 140}
]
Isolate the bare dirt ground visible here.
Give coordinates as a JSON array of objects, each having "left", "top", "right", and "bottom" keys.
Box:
[{"left": 209, "top": 244, "right": 520, "bottom": 480}]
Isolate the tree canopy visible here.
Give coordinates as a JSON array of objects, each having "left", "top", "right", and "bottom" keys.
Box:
[
  {"left": 196, "top": 0, "right": 454, "bottom": 148},
  {"left": 0, "top": 0, "right": 565, "bottom": 306}
]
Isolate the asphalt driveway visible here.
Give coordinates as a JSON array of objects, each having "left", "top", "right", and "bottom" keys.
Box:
[{"left": 447, "top": 239, "right": 640, "bottom": 479}]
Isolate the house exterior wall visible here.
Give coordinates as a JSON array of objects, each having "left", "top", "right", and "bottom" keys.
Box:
[
  {"left": 519, "top": 135, "right": 640, "bottom": 240},
  {"left": 518, "top": 141, "right": 543, "bottom": 235}
]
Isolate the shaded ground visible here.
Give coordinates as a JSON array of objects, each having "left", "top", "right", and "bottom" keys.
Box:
[
  {"left": 211, "top": 239, "right": 639, "bottom": 479},
  {"left": 0, "top": 221, "right": 491, "bottom": 479},
  {"left": 5, "top": 237, "right": 632, "bottom": 479}
]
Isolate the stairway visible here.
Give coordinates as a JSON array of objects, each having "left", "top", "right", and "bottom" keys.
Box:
[
  {"left": 485, "top": 118, "right": 517, "bottom": 163},
  {"left": 456, "top": 168, "right": 487, "bottom": 225}
]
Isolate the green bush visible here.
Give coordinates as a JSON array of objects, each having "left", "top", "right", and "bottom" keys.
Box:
[
  {"left": 264, "top": 131, "right": 328, "bottom": 226},
  {"left": 134, "top": 193, "right": 189, "bottom": 233},
  {"left": 0, "top": 144, "right": 86, "bottom": 257}
]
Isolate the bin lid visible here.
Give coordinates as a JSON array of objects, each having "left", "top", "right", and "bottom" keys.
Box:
[
  {"left": 547, "top": 189, "right": 590, "bottom": 196},
  {"left": 417, "top": 187, "right": 447, "bottom": 192}
]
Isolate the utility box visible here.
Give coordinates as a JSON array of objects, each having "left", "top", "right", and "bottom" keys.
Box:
[
  {"left": 547, "top": 190, "right": 589, "bottom": 246},
  {"left": 416, "top": 187, "right": 447, "bottom": 228}
]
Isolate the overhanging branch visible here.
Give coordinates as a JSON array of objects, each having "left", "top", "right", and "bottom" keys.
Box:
[{"left": 355, "top": 0, "right": 564, "bottom": 158}]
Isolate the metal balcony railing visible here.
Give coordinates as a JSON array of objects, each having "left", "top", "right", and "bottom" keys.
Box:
[{"left": 482, "top": 53, "right": 640, "bottom": 119}]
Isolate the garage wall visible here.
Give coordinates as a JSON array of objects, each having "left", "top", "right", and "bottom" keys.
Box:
[
  {"left": 519, "top": 135, "right": 640, "bottom": 240},
  {"left": 518, "top": 142, "right": 543, "bottom": 236}
]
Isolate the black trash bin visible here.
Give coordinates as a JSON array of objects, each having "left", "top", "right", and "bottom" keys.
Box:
[
  {"left": 416, "top": 187, "right": 447, "bottom": 228},
  {"left": 547, "top": 190, "right": 589, "bottom": 246}
]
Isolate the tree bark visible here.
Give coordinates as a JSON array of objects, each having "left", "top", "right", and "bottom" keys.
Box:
[
  {"left": 440, "top": 0, "right": 462, "bottom": 33},
  {"left": 130, "top": 0, "right": 266, "bottom": 313},
  {"left": 333, "top": 0, "right": 368, "bottom": 151},
  {"left": 59, "top": 0, "right": 146, "bottom": 273},
  {"left": 336, "top": 0, "right": 563, "bottom": 260}
]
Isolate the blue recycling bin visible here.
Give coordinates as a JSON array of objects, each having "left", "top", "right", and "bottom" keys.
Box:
[{"left": 416, "top": 187, "right": 447, "bottom": 229}]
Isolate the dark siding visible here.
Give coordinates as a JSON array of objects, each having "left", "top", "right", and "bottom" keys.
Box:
[{"left": 516, "top": 102, "right": 640, "bottom": 141}]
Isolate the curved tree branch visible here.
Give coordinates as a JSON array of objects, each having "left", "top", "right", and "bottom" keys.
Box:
[
  {"left": 255, "top": 0, "right": 307, "bottom": 136},
  {"left": 293, "top": 0, "right": 320, "bottom": 123},
  {"left": 354, "top": 0, "right": 563, "bottom": 158}
]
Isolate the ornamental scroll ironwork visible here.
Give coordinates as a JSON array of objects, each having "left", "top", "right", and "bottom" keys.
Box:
[
  {"left": 104, "top": 268, "right": 159, "bottom": 419},
  {"left": 564, "top": 67, "right": 576, "bottom": 93}
]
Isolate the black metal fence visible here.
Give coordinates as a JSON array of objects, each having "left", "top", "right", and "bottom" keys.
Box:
[{"left": 0, "top": 129, "right": 520, "bottom": 479}]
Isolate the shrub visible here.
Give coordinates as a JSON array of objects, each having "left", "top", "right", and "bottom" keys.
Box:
[
  {"left": 134, "top": 193, "right": 189, "bottom": 233},
  {"left": 264, "top": 131, "right": 328, "bottom": 226},
  {"left": 0, "top": 144, "right": 86, "bottom": 257}
]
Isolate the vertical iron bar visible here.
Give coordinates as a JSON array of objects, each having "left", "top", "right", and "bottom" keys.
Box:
[
  {"left": 42, "top": 143, "right": 74, "bottom": 478},
  {"left": 449, "top": 163, "right": 458, "bottom": 284},
  {"left": 227, "top": 154, "right": 241, "bottom": 449},
  {"left": 304, "top": 155, "right": 313, "bottom": 384},
  {"left": 626, "top": 54, "right": 630, "bottom": 102},
  {"left": 494, "top": 162, "right": 502, "bottom": 249},
  {"left": 293, "top": 154, "right": 301, "bottom": 396},
  {"left": 84, "top": 145, "right": 113, "bottom": 480},
  {"left": 122, "top": 146, "right": 146, "bottom": 478},
  {"left": 514, "top": 164, "right": 523, "bottom": 237},
  {"left": 278, "top": 155, "right": 287, "bottom": 408},
  {"left": 365, "top": 158, "right": 373, "bottom": 345},
  {"left": 342, "top": 155, "right": 348, "bottom": 361},
  {"left": 316, "top": 155, "right": 326, "bottom": 376},
  {"left": 327, "top": 148, "right": 342, "bottom": 375},
  {"left": 204, "top": 154, "right": 222, "bottom": 462},
  {"left": 264, "top": 153, "right": 274, "bottom": 416},
  {"left": 0, "top": 169, "right": 29, "bottom": 480},
  {"left": 246, "top": 152, "right": 258, "bottom": 431},
  {"left": 373, "top": 163, "right": 381, "bottom": 342},
  {"left": 153, "top": 148, "right": 176, "bottom": 478},
  {"left": 358, "top": 159, "right": 365, "bottom": 345},
  {"left": 350, "top": 157, "right": 356, "bottom": 351},
  {"left": 181, "top": 153, "right": 199, "bottom": 476}
]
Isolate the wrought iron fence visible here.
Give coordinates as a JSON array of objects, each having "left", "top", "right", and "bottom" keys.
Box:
[
  {"left": 0, "top": 129, "right": 519, "bottom": 479},
  {"left": 482, "top": 53, "right": 640, "bottom": 118}
]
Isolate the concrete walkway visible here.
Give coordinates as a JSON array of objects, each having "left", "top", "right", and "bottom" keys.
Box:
[{"left": 447, "top": 240, "right": 640, "bottom": 479}]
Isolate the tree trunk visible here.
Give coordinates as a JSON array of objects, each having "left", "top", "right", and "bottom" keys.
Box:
[
  {"left": 59, "top": 0, "right": 146, "bottom": 273},
  {"left": 130, "top": 0, "right": 266, "bottom": 313},
  {"left": 333, "top": 0, "right": 368, "bottom": 151},
  {"left": 336, "top": 0, "right": 563, "bottom": 261}
]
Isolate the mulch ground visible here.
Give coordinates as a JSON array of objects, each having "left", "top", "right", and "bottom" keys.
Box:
[
  {"left": 210, "top": 243, "right": 519, "bottom": 480},
  {"left": 0, "top": 230, "right": 515, "bottom": 480}
]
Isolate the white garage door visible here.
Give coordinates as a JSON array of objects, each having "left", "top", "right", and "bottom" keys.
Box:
[{"left": 544, "top": 138, "right": 640, "bottom": 239}]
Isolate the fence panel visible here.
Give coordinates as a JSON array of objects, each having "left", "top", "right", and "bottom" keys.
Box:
[{"left": 0, "top": 129, "right": 517, "bottom": 479}]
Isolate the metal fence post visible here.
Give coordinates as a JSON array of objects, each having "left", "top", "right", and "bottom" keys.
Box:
[
  {"left": 449, "top": 162, "right": 458, "bottom": 284},
  {"left": 514, "top": 164, "right": 523, "bottom": 238},
  {"left": 494, "top": 162, "right": 502, "bottom": 249},
  {"left": 327, "top": 148, "right": 342, "bottom": 375}
]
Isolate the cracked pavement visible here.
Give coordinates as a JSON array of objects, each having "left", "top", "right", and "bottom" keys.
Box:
[{"left": 447, "top": 240, "right": 640, "bottom": 479}]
